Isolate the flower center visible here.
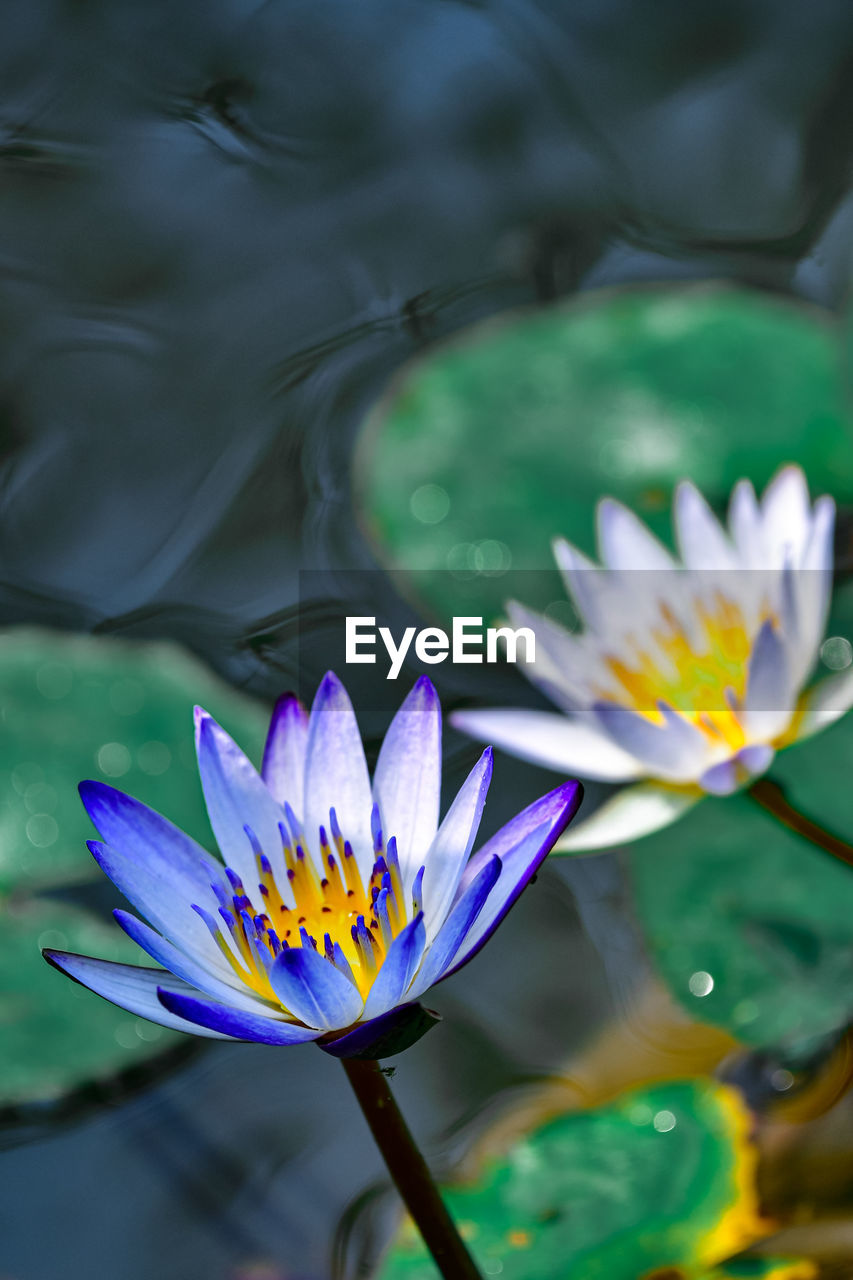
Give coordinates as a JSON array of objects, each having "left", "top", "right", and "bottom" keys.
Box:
[
  {"left": 597, "top": 593, "right": 774, "bottom": 749},
  {"left": 201, "top": 803, "right": 419, "bottom": 1006}
]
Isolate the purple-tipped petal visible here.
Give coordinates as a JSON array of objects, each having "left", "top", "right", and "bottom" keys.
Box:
[
  {"left": 362, "top": 913, "right": 426, "bottom": 1021},
  {"left": 446, "top": 780, "right": 583, "bottom": 977},
  {"left": 409, "top": 855, "right": 501, "bottom": 999},
  {"left": 261, "top": 693, "right": 309, "bottom": 810},
  {"left": 318, "top": 1002, "right": 441, "bottom": 1060},
  {"left": 420, "top": 748, "right": 492, "bottom": 937},
  {"left": 156, "top": 987, "right": 322, "bottom": 1044},
  {"left": 195, "top": 710, "right": 289, "bottom": 892},
  {"left": 113, "top": 910, "right": 269, "bottom": 1013},
  {"left": 372, "top": 677, "right": 441, "bottom": 875},
  {"left": 79, "top": 780, "right": 220, "bottom": 898},
  {"left": 269, "top": 943, "right": 364, "bottom": 1030},
  {"left": 304, "top": 673, "right": 373, "bottom": 877},
  {"left": 89, "top": 840, "right": 227, "bottom": 975},
  {"left": 43, "top": 951, "right": 234, "bottom": 1039}
]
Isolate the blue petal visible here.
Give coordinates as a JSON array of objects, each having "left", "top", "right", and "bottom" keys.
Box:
[
  {"left": 362, "top": 913, "right": 426, "bottom": 1021},
  {"left": 373, "top": 677, "right": 441, "bottom": 877},
  {"left": 156, "top": 987, "right": 322, "bottom": 1044},
  {"left": 89, "top": 839, "right": 226, "bottom": 974},
  {"left": 113, "top": 910, "right": 271, "bottom": 1013},
  {"left": 269, "top": 943, "right": 364, "bottom": 1030},
  {"left": 446, "top": 780, "right": 583, "bottom": 976},
  {"left": 79, "top": 780, "right": 220, "bottom": 898},
  {"left": 261, "top": 693, "right": 309, "bottom": 809},
  {"left": 409, "top": 855, "right": 501, "bottom": 998},
  {"left": 303, "top": 673, "right": 373, "bottom": 878},
  {"left": 195, "top": 709, "right": 290, "bottom": 893},
  {"left": 318, "top": 1002, "right": 441, "bottom": 1060},
  {"left": 43, "top": 951, "right": 234, "bottom": 1039}
]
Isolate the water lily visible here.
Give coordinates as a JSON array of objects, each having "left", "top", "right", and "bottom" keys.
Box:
[
  {"left": 452, "top": 466, "right": 850, "bottom": 852},
  {"left": 44, "top": 673, "right": 581, "bottom": 1057}
]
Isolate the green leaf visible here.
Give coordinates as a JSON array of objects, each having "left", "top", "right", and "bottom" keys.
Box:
[
  {"left": 357, "top": 286, "right": 853, "bottom": 623},
  {"left": 377, "top": 1080, "right": 769, "bottom": 1280},
  {"left": 630, "top": 776, "right": 853, "bottom": 1054},
  {"left": 0, "top": 628, "right": 270, "bottom": 1104}
]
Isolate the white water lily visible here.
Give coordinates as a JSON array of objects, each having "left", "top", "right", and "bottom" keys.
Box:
[{"left": 452, "top": 466, "right": 852, "bottom": 852}]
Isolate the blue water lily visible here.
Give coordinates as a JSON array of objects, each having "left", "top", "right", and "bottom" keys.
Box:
[{"left": 44, "top": 673, "right": 582, "bottom": 1058}]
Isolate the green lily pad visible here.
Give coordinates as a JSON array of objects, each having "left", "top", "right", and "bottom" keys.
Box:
[
  {"left": 357, "top": 286, "right": 853, "bottom": 623},
  {"left": 0, "top": 628, "right": 270, "bottom": 1103},
  {"left": 701, "top": 1263, "right": 816, "bottom": 1279},
  {"left": 630, "top": 771, "right": 853, "bottom": 1055},
  {"left": 377, "top": 1080, "right": 768, "bottom": 1280}
]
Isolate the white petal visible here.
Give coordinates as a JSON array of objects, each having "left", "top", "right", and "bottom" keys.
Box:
[
  {"left": 789, "top": 669, "right": 853, "bottom": 743},
  {"left": 596, "top": 498, "right": 675, "bottom": 572},
  {"left": 759, "top": 465, "right": 811, "bottom": 564},
  {"left": 552, "top": 537, "right": 607, "bottom": 631},
  {"left": 674, "top": 481, "right": 739, "bottom": 571},
  {"left": 450, "top": 707, "right": 644, "bottom": 780},
  {"left": 554, "top": 782, "right": 700, "bottom": 852},
  {"left": 728, "top": 478, "right": 762, "bottom": 566}
]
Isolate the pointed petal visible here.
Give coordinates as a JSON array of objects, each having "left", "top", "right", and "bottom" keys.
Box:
[
  {"left": 113, "top": 911, "right": 270, "bottom": 1013},
  {"left": 420, "top": 748, "right": 492, "bottom": 938},
  {"left": 674, "top": 481, "right": 739, "bottom": 571},
  {"left": 760, "top": 465, "right": 811, "bottom": 562},
  {"left": 554, "top": 781, "right": 700, "bottom": 852},
  {"left": 261, "top": 694, "right": 308, "bottom": 809},
  {"left": 318, "top": 1002, "right": 440, "bottom": 1060},
  {"left": 552, "top": 537, "right": 607, "bottom": 631},
  {"left": 446, "top": 780, "right": 582, "bottom": 974},
  {"left": 742, "top": 620, "right": 794, "bottom": 741},
  {"left": 373, "top": 677, "right": 441, "bottom": 873},
  {"left": 88, "top": 839, "right": 227, "bottom": 974},
  {"left": 592, "top": 700, "right": 710, "bottom": 781},
  {"left": 43, "top": 951, "right": 234, "bottom": 1038},
  {"left": 362, "top": 913, "right": 426, "bottom": 1020},
  {"left": 788, "top": 668, "right": 853, "bottom": 743},
  {"left": 728, "top": 478, "right": 762, "bottom": 565},
  {"left": 596, "top": 498, "right": 675, "bottom": 571},
  {"left": 450, "top": 707, "right": 644, "bottom": 780},
  {"left": 195, "top": 710, "right": 288, "bottom": 890},
  {"left": 503, "top": 599, "right": 592, "bottom": 703},
  {"left": 409, "top": 855, "right": 501, "bottom": 999},
  {"left": 269, "top": 945, "right": 364, "bottom": 1030},
  {"left": 79, "top": 780, "right": 220, "bottom": 899},
  {"left": 304, "top": 673, "right": 372, "bottom": 876},
  {"left": 156, "top": 987, "right": 321, "bottom": 1044}
]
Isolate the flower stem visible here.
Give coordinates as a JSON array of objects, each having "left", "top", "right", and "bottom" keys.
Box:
[
  {"left": 342, "top": 1057, "right": 482, "bottom": 1280},
  {"left": 748, "top": 778, "right": 853, "bottom": 869}
]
